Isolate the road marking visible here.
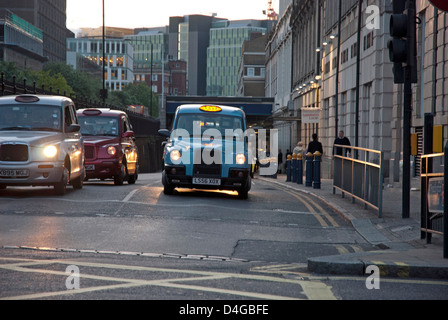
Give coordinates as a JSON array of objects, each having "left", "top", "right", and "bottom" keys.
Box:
[
  {"left": 301, "top": 281, "right": 337, "bottom": 300},
  {"left": 122, "top": 189, "right": 139, "bottom": 202},
  {"left": 350, "top": 245, "right": 364, "bottom": 253},
  {"left": 294, "top": 192, "right": 340, "bottom": 228},
  {"left": 336, "top": 245, "right": 350, "bottom": 255},
  {"left": 279, "top": 188, "right": 329, "bottom": 227},
  {"left": 258, "top": 179, "right": 341, "bottom": 228},
  {"left": 0, "top": 257, "right": 305, "bottom": 300}
]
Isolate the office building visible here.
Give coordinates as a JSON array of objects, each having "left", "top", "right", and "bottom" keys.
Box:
[
  {"left": 207, "top": 20, "right": 268, "bottom": 96},
  {"left": 67, "top": 37, "right": 134, "bottom": 91},
  {"left": 0, "top": 0, "right": 74, "bottom": 62},
  {"left": 0, "top": 10, "right": 46, "bottom": 70}
]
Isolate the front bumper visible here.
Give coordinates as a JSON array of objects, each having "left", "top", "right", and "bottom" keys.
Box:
[
  {"left": 164, "top": 165, "right": 251, "bottom": 191},
  {"left": 85, "top": 159, "right": 121, "bottom": 179},
  {"left": 0, "top": 161, "right": 65, "bottom": 186}
]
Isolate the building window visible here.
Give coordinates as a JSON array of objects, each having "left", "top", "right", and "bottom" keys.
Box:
[
  {"left": 363, "top": 31, "right": 374, "bottom": 51},
  {"left": 341, "top": 48, "right": 349, "bottom": 64},
  {"left": 350, "top": 42, "right": 358, "bottom": 58},
  {"left": 324, "top": 61, "right": 330, "bottom": 74}
]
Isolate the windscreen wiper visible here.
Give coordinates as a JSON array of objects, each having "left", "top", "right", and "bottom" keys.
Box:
[{"left": 0, "top": 126, "right": 32, "bottom": 131}]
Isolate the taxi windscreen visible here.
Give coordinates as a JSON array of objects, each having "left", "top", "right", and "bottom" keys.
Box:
[
  {"left": 173, "top": 114, "right": 243, "bottom": 137},
  {"left": 0, "top": 105, "right": 62, "bottom": 132},
  {"left": 78, "top": 116, "right": 119, "bottom": 137}
]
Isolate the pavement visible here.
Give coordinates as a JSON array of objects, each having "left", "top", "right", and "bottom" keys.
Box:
[{"left": 256, "top": 173, "right": 448, "bottom": 280}]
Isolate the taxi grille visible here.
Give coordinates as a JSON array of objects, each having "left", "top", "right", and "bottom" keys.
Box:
[
  {"left": 0, "top": 144, "right": 29, "bottom": 162},
  {"left": 193, "top": 164, "right": 221, "bottom": 176},
  {"left": 193, "top": 148, "right": 222, "bottom": 176},
  {"left": 85, "top": 146, "right": 95, "bottom": 160}
]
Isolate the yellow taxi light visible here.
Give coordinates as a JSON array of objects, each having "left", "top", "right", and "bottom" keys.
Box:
[{"left": 200, "top": 105, "right": 222, "bottom": 113}]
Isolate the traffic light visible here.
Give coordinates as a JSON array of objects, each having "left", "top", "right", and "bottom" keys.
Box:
[{"left": 388, "top": 0, "right": 418, "bottom": 84}]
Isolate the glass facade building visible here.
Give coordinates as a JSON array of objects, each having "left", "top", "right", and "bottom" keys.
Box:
[{"left": 207, "top": 24, "right": 266, "bottom": 97}]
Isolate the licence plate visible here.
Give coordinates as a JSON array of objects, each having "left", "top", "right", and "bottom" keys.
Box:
[
  {"left": 85, "top": 164, "right": 95, "bottom": 171},
  {"left": 193, "top": 178, "right": 221, "bottom": 186},
  {"left": 0, "top": 169, "right": 30, "bottom": 178}
]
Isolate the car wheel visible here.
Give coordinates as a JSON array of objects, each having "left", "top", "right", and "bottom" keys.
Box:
[
  {"left": 162, "top": 170, "right": 175, "bottom": 195},
  {"left": 163, "top": 184, "right": 175, "bottom": 195},
  {"left": 237, "top": 189, "right": 248, "bottom": 200},
  {"left": 127, "top": 165, "right": 138, "bottom": 185},
  {"left": 114, "top": 163, "right": 126, "bottom": 186},
  {"left": 54, "top": 167, "right": 69, "bottom": 195},
  {"left": 71, "top": 168, "right": 84, "bottom": 190}
]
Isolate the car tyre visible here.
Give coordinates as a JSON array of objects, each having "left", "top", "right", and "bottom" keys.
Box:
[
  {"left": 128, "top": 165, "right": 138, "bottom": 185},
  {"left": 237, "top": 189, "right": 248, "bottom": 200},
  {"left": 114, "top": 163, "right": 126, "bottom": 186},
  {"left": 71, "top": 168, "right": 84, "bottom": 190},
  {"left": 54, "top": 167, "right": 69, "bottom": 196},
  {"left": 163, "top": 185, "right": 175, "bottom": 195},
  {"left": 162, "top": 170, "right": 175, "bottom": 195}
]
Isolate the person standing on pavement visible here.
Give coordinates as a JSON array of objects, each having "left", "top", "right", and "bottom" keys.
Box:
[
  {"left": 278, "top": 149, "right": 283, "bottom": 174},
  {"left": 333, "top": 130, "right": 351, "bottom": 157},
  {"left": 307, "top": 134, "right": 323, "bottom": 155},
  {"left": 293, "top": 141, "right": 305, "bottom": 158},
  {"left": 307, "top": 134, "right": 323, "bottom": 181}
]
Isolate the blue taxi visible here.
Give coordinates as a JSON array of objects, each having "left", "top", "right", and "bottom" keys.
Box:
[{"left": 158, "top": 104, "right": 252, "bottom": 199}]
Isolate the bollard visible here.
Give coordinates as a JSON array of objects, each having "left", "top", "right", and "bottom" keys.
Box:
[
  {"left": 313, "top": 151, "right": 322, "bottom": 189},
  {"left": 292, "top": 153, "right": 297, "bottom": 183},
  {"left": 286, "top": 155, "right": 292, "bottom": 182},
  {"left": 305, "top": 152, "right": 313, "bottom": 187},
  {"left": 297, "top": 153, "right": 303, "bottom": 185}
]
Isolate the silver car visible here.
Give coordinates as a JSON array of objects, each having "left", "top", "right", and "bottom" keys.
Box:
[{"left": 0, "top": 95, "right": 85, "bottom": 195}]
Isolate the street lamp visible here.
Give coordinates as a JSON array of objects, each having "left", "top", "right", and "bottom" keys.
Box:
[{"left": 100, "top": 0, "right": 108, "bottom": 105}]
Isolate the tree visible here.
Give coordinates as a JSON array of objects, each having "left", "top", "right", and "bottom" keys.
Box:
[
  {"left": 107, "top": 82, "right": 158, "bottom": 117},
  {"left": 43, "top": 62, "right": 102, "bottom": 101},
  {"left": 0, "top": 61, "right": 73, "bottom": 95}
]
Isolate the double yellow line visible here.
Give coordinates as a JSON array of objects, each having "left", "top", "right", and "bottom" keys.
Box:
[{"left": 274, "top": 185, "right": 340, "bottom": 228}]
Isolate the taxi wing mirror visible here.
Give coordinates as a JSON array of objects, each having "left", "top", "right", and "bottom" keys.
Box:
[
  {"left": 122, "top": 131, "right": 134, "bottom": 138},
  {"left": 66, "top": 124, "right": 81, "bottom": 133},
  {"left": 158, "top": 129, "right": 171, "bottom": 138}
]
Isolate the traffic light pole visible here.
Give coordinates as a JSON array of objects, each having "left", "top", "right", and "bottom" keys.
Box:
[
  {"left": 402, "top": 0, "right": 416, "bottom": 219},
  {"left": 402, "top": 65, "right": 412, "bottom": 219}
]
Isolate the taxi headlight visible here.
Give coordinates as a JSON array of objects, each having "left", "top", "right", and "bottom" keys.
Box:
[
  {"left": 170, "top": 150, "right": 181, "bottom": 162},
  {"left": 236, "top": 153, "right": 246, "bottom": 165},
  {"left": 107, "top": 146, "right": 117, "bottom": 156},
  {"left": 43, "top": 145, "right": 58, "bottom": 158}
]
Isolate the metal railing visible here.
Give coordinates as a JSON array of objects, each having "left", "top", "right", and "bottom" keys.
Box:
[
  {"left": 333, "top": 145, "right": 384, "bottom": 218},
  {"left": 420, "top": 152, "right": 445, "bottom": 244}
]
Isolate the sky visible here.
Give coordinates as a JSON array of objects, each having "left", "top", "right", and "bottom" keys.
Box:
[{"left": 66, "top": 0, "right": 279, "bottom": 33}]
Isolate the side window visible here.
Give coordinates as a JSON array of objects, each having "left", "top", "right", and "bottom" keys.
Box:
[
  {"left": 64, "top": 106, "right": 73, "bottom": 128},
  {"left": 70, "top": 105, "right": 78, "bottom": 124},
  {"left": 123, "top": 116, "right": 133, "bottom": 132}
]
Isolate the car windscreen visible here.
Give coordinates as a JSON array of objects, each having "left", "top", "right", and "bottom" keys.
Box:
[
  {"left": 0, "top": 104, "right": 62, "bottom": 132},
  {"left": 173, "top": 114, "right": 244, "bottom": 138},
  {"left": 78, "top": 116, "right": 119, "bottom": 137}
]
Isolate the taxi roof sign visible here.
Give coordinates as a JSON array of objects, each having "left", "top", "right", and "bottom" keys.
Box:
[{"left": 200, "top": 105, "right": 222, "bottom": 112}]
